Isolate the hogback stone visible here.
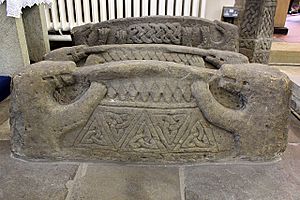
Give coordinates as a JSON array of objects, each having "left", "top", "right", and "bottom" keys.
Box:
[{"left": 10, "top": 17, "right": 291, "bottom": 163}]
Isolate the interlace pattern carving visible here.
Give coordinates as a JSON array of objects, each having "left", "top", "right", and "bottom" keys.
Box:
[
  {"left": 127, "top": 23, "right": 181, "bottom": 44},
  {"left": 74, "top": 107, "right": 219, "bottom": 153}
]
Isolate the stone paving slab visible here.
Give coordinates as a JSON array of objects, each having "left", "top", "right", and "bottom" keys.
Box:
[
  {"left": 184, "top": 144, "right": 300, "bottom": 200},
  {"left": 0, "top": 141, "right": 79, "bottom": 200},
  {"left": 66, "top": 164, "right": 181, "bottom": 200}
]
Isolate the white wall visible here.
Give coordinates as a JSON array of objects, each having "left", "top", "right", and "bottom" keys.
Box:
[{"left": 204, "top": 0, "right": 235, "bottom": 20}]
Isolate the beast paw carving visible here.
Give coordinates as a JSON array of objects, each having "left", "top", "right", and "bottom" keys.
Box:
[
  {"left": 11, "top": 61, "right": 107, "bottom": 155},
  {"left": 192, "top": 64, "right": 291, "bottom": 158}
]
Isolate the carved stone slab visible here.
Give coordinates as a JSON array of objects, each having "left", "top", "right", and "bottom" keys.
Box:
[
  {"left": 11, "top": 59, "right": 291, "bottom": 163},
  {"left": 71, "top": 16, "right": 239, "bottom": 52}
]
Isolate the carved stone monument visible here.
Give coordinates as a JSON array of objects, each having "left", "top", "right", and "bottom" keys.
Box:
[{"left": 11, "top": 17, "right": 291, "bottom": 163}]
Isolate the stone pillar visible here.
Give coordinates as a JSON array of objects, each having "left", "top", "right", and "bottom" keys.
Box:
[
  {"left": 0, "top": 3, "right": 30, "bottom": 71},
  {"left": 237, "top": 0, "right": 277, "bottom": 64},
  {"left": 22, "top": 5, "right": 50, "bottom": 62}
]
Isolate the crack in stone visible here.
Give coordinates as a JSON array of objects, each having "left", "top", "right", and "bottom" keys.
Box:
[
  {"left": 179, "top": 166, "right": 186, "bottom": 200},
  {"left": 64, "top": 164, "right": 87, "bottom": 200}
]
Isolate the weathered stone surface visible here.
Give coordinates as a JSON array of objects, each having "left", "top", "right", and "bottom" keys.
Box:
[
  {"left": 71, "top": 16, "right": 239, "bottom": 52},
  {"left": 66, "top": 164, "right": 181, "bottom": 200},
  {"left": 0, "top": 140, "right": 78, "bottom": 200},
  {"left": 11, "top": 51, "right": 291, "bottom": 163},
  {"left": 184, "top": 144, "right": 300, "bottom": 200},
  {"left": 44, "top": 44, "right": 249, "bottom": 68}
]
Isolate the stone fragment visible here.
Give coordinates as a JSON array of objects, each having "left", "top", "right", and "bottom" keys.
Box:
[{"left": 71, "top": 16, "right": 239, "bottom": 52}]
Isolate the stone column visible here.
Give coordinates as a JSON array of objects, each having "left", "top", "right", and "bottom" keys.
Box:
[
  {"left": 236, "top": 0, "right": 277, "bottom": 64},
  {"left": 23, "top": 5, "right": 50, "bottom": 62},
  {"left": 0, "top": 3, "right": 30, "bottom": 72}
]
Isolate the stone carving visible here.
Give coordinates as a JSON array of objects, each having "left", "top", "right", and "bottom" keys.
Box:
[
  {"left": 71, "top": 16, "right": 239, "bottom": 52},
  {"left": 74, "top": 106, "right": 220, "bottom": 153},
  {"left": 192, "top": 64, "right": 291, "bottom": 158},
  {"left": 236, "top": 0, "right": 277, "bottom": 63},
  {"left": 127, "top": 23, "right": 181, "bottom": 44},
  {"left": 10, "top": 16, "right": 290, "bottom": 163},
  {"left": 11, "top": 57, "right": 291, "bottom": 162},
  {"left": 44, "top": 44, "right": 249, "bottom": 69}
]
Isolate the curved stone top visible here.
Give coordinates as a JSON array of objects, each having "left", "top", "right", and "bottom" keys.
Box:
[{"left": 71, "top": 16, "right": 239, "bottom": 52}]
